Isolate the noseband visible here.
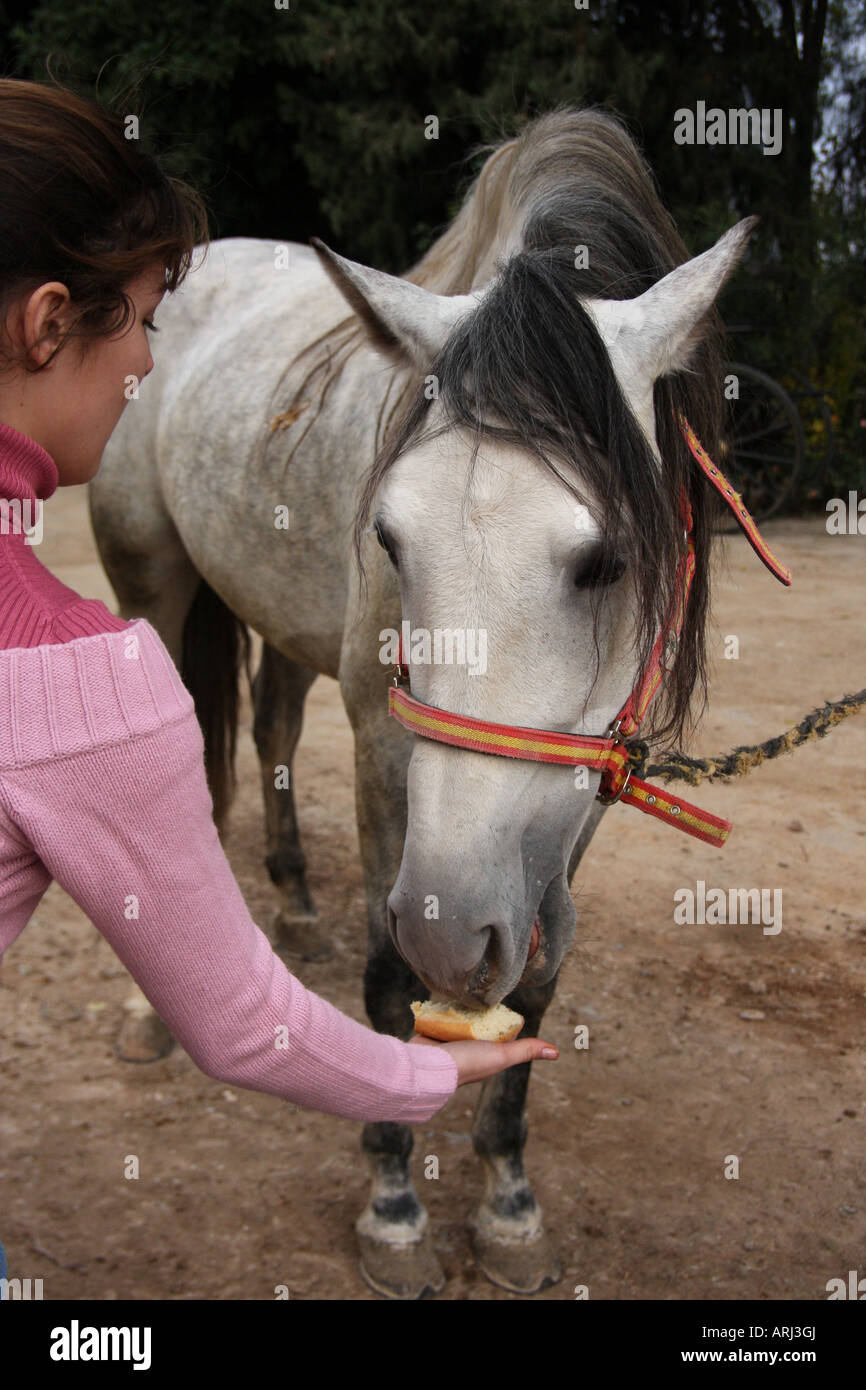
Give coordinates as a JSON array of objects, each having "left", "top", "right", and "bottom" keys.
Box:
[{"left": 387, "top": 416, "right": 791, "bottom": 849}]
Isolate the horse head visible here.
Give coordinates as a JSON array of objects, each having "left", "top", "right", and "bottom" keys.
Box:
[{"left": 313, "top": 216, "right": 757, "bottom": 1007}]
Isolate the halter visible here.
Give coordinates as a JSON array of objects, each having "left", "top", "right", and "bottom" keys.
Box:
[{"left": 387, "top": 415, "right": 791, "bottom": 848}]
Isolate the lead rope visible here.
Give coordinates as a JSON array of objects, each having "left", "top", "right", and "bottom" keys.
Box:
[{"left": 624, "top": 689, "right": 866, "bottom": 788}]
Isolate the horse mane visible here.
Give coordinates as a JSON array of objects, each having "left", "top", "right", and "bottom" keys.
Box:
[
  {"left": 275, "top": 104, "right": 728, "bottom": 746},
  {"left": 264, "top": 114, "right": 526, "bottom": 462}
]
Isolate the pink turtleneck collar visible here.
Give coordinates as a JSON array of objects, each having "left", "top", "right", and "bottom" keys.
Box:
[
  {"left": 0, "top": 418, "right": 130, "bottom": 649},
  {"left": 0, "top": 419, "right": 60, "bottom": 505}
]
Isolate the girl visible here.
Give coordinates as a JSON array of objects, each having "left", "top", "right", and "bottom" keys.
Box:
[{"left": 0, "top": 78, "right": 558, "bottom": 1284}]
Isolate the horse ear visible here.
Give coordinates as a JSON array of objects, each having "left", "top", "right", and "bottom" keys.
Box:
[
  {"left": 309, "top": 238, "right": 482, "bottom": 365},
  {"left": 584, "top": 216, "right": 759, "bottom": 382}
]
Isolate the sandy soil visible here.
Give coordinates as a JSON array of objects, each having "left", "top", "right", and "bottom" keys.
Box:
[{"left": 1, "top": 483, "right": 864, "bottom": 1300}]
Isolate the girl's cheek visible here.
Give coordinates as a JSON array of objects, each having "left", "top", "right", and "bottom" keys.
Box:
[{"left": 130, "top": 347, "right": 151, "bottom": 387}]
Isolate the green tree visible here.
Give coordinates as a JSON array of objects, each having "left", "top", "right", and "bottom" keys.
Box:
[{"left": 2, "top": 0, "right": 862, "bottom": 494}]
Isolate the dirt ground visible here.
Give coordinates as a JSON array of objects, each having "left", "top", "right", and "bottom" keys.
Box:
[{"left": 1, "top": 483, "right": 864, "bottom": 1301}]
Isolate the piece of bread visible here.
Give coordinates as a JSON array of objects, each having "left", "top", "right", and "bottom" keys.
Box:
[{"left": 411, "top": 997, "right": 524, "bottom": 1043}]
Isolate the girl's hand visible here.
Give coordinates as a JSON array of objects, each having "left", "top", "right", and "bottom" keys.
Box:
[{"left": 407, "top": 1032, "right": 559, "bottom": 1086}]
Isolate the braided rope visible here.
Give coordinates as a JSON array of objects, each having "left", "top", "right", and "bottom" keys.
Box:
[{"left": 624, "top": 689, "right": 866, "bottom": 787}]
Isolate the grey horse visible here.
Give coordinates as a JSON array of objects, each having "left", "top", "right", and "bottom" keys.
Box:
[{"left": 90, "top": 106, "right": 751, "bottom": 1296}]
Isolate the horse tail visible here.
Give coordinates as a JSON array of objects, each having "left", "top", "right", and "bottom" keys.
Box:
[{"left": 180, "top": 578, "right": 252, "bottom": 831}]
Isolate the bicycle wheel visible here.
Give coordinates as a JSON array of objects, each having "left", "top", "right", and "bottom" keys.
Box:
[{"left": 716, "top": 363, "right": 805, "bottom": 528}]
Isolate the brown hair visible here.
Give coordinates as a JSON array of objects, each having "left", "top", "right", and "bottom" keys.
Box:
[{"left": 0, "top": 74, "right": 210, "bottom": 375}]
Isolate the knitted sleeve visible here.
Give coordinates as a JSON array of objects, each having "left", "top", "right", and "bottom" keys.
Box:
[{"left": 0, "top": 629, "right": 457, "bottom": 1124}]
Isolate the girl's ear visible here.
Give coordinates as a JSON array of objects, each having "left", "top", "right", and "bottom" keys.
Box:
[{"left": 18, "top": 281, "right": 74, "bottom": 368}]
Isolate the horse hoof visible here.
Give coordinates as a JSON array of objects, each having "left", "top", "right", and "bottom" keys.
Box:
[
  {"left": 357, "top": 1230, "right": 446, "bottom": 1300},
  {"left": 468, "top": 1218, "right": 562, "bottom": 1294},
  {"left": 115, "top": 1004, "right": 174, "bottom": 1063},
  {"left": 273, "top": 910, "right": 334, "bottom": 963}
]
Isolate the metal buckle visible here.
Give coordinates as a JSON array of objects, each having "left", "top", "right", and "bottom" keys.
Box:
[
  {"left": 596, "top": 718, "right": 630, "bottom": 803},
  {"left": 596, "top": 767, "right": 632, "bottom": 806},
  {"left": 393, "top": 662, "right": 409, "bottom": 688}
]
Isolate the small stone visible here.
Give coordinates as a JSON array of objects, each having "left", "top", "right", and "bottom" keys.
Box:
[
  {"left": 40, "top": 1000, "right": 82, "bottom": 1023},
  {"left": 748, "top": 981, "right": 767, "bottom": 995},
  {"left": 739, "top": 1009, "right": 765, "bottom": 1021},
  {"left": 114, "top": 1007, "right": 172, "bottom": 1062},
  {"left": 843, "top": 1108, "right": 857, "bottom": 1118},
  {"left": 787, "top": 819, "right": 804, "bottom": 832}
]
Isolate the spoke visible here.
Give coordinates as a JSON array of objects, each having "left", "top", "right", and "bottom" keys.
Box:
[
  {"left": 732, "top": 450, "right": 797, "bottom": 465},
  {"left": 734, "top": 417, "right": 789, "bottom": 442}
]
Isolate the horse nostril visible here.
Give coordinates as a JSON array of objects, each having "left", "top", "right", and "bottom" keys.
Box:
[{"left": 466, "top": 926, "right": 497, "bottom": 998}]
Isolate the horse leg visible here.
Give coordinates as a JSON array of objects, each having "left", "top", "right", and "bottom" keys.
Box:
[
  {"left": 467, "top": 800, "right": 610, "bottom": 1292},
  {"left": 251, "top": 644, "right": 330, "bottom": 961},
  {"left": 113, "top": 576, "right": 200, "bottom": 1061},
  {"left": 89, "top": 494, "right": 202, "bottom": 1063},
  {"left": 467, "top": 976, "right": 562, "bottom": 1292},
  {"left": 338, "top": 654, "right": 446, "bottom": 1299},
  {"left": 356, "top": 942, "right": 447, "bottom": 1300}
]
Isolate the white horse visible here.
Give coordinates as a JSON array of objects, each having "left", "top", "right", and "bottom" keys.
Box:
[{"left": 90, "top": 107, "right": 754, "bottom": 1297}]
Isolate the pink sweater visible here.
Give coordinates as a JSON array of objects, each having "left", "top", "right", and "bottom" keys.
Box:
[{"left": 0, "top": 420, "right": 458, "bottom": 1122}]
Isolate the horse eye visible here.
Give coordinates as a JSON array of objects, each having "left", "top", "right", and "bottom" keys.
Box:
[
  {"left": 574, "top": 545, "right": 626, "bottom": 590},
  {"left": 374, "top": 519, "right": 399, "bottom": 567}
]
